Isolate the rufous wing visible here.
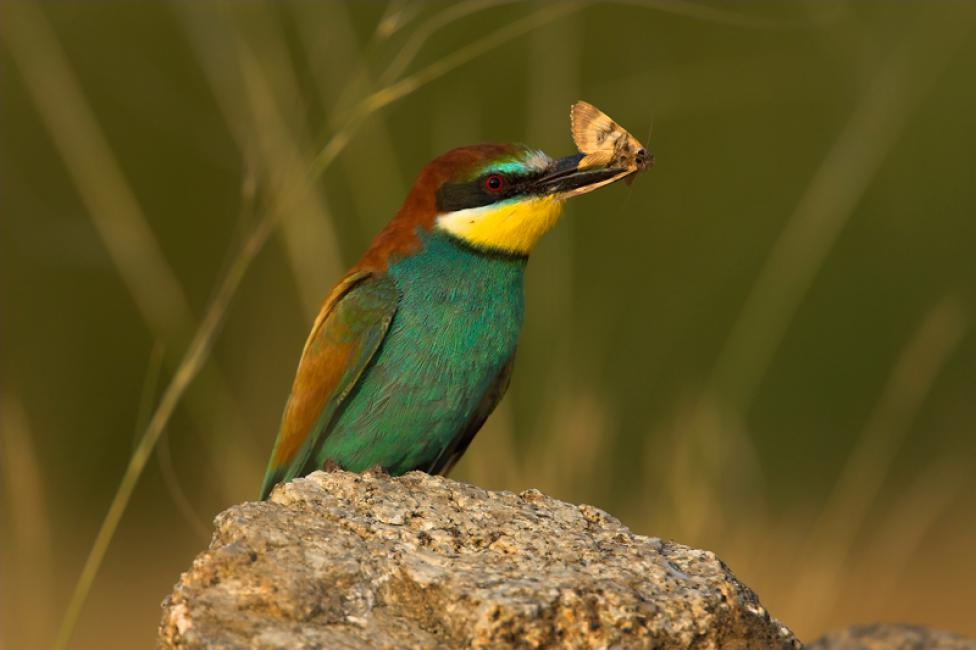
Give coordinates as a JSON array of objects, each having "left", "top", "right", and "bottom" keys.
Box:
[{"left": 259, "top": 271, "right": 399, "bottom": 498}]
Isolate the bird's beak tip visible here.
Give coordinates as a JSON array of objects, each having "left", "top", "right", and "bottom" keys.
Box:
[{"left": 538, "top": 149, "right": 651, "bottom": 199}]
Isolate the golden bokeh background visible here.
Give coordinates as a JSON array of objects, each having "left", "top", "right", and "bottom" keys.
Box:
[{"left": 2, "top": 2, "right": 975, "bottom": 648}]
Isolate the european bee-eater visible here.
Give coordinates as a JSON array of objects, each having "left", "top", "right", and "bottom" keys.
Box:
[{"left": 261, "top": 104, "right": 650, "bottom": 499}]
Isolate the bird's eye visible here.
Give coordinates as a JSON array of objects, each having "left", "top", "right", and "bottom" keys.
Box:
[{"left": 484, "top": 174, "right": 505, "bottom": 193}]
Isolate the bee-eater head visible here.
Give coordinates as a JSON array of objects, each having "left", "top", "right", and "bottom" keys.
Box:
[
  {"left": 359, "top": 143, "right": 640, "bottom": 271},
  {"left": 424, "top": 143, "right": 634, "bottom": 256}
]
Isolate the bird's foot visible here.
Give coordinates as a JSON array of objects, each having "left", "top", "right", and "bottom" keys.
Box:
[{"left": 365, "top": 464, "right": 389, "bottom": 477}]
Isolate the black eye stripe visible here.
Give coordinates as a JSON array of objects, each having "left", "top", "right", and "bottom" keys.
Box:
[{"left": 436, "top": 171, "right": 543, "bottom": 212}]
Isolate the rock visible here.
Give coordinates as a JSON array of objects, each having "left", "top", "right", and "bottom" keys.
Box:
[
  {"left": 159, "top": 470, "right": 799, "bottom": 649},
  {"left": 808, "top": 624, "right": 976, "bottom": 649}
]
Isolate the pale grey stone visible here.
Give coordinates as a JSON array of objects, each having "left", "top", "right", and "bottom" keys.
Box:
[{"left": 159, "top": 470, "right": 801, "bottom": 649}]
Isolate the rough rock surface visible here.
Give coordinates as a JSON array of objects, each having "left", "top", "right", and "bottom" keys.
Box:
[
  {"left": 159, "top": 470, "right": 799, "bottom": 649},
  {"left": 809, "top": 624, "right": 976, "bottom": 649}
]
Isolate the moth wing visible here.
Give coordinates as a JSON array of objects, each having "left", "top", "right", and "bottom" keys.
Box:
[
  {"left": 571, "top": 100, "right": 620, "bottom": 155},
  {"left": 579, "top": 150, "right": 616, "bottom": 169}
]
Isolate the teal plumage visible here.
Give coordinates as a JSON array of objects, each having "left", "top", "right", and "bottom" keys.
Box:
[{"left": 316, "top": 231, "right": 524, "bottom": 475}]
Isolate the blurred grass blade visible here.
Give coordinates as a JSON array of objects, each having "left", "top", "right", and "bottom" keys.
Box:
[
  {"left": 865, "top": 458, "right": 969, "bottom": 611},
  {"left": 785, "top": 298, "right": 966, "bottom": 629},
  {"left": 378, "top": 0, "right": 515, "bottom": 85},
  {"left": 707, "top": 10, "right": 974, "bottom": 415},
  {"left": 137, "top": 342, "right": 212, "bottom": 540},
  {"left": 1, "top": 0, "right": 262, "bottom": 503},
  {"left": 52, "top": 216, "right": 274, "bottom": 650},
  {"left": 179, "top": 3, "right": 346, "bottom": 317},
  {"left": 156, "top": 426, "right": 212, "bottom": 542},
  {"left": 291, "top": 1, "right": 407, "bottom": 238},
  {"left": 615, "top": 0, "right": 838, "bottom": 30},
  {"left": 0, "top": 394, "right": 55, "bottom": 650},
  {"left": 375, "top": 0, "right": 423, "bottom": 40},
  {"left": 311, "top": 0, "right": 590, "bottom": 178},
  {"left": 131, "top": 342, "right": 165, "bottom": 450},
  {"left": 1, "top": 1, "right": 188, "bottom": 339},
  {"left": 517, "top": 8, "right": 591, "bottom": 501},
  {"left": 820, "top": 300, "right": 966, "bottom": 551}
]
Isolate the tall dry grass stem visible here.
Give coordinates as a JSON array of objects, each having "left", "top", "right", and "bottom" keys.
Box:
[
  {"left": 628, "top": 8, "right": 973, "bottom": 629},
  {"left": 52, "top": 211, "right": 273, "bottom": 650},
  {"left": 235, "top": 26, "right": 346, "bottom": 316},
  {"left": 375, "top": 0, "right": 423, "bottom": 40},
  {"left": 863, "top": 458, "right": 970, "bottom": 613},
  {"left": 785, "top": 298, "right": 967, "bottom": 629},
  {"left": 378, "top": 0, "right": 516, "bottom": 85},
  {"left": 141, "top": 343, "right": 213, "bottom": 541},
  {"left": 707, "top": 10, "right": 973, "bottom": 416},
  {"left": 177, "top": 4, "right": 345, "bottom": 319},
  {"left": 1, "top": 0, "right": 264, "bottom": 504},
  {"left": 0, "top": 394, "right": 55, "bottom": 650},
  {"left": 616, "top": 0, "right": 840, "bottom": 30},
  {"left": 291, "top": 2, "right": 407, "bottom": 239},
  {"left": 0, "top": 2, "right": 188, "bottom": 340},
  {"left": 309, "top": 1, "right": 590, "bottom": 179}
]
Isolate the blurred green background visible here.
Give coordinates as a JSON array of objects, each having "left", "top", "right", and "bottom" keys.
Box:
[{"left": 2, "top": 1, "right": 975, "bottom": 648}]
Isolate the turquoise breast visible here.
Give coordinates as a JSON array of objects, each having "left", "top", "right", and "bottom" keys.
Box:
[{"left": 316, "top": 231, "right": 526, "bottom": 474}]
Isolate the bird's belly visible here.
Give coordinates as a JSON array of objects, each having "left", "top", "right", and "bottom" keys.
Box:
[{"left": 319, "top": 260, "right": 524, "bottom": 474}]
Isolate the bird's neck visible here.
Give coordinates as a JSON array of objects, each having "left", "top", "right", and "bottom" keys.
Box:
[
  {"left": 386, "top": 230, "right": 526, "bottom": 357},
  {"left": 388, "top": 230, "right": 527, "bottom": 291}
]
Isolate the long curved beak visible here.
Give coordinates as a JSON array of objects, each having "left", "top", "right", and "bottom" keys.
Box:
[{"left": 535, "top": 152, "right": 652, "bottom": 199}]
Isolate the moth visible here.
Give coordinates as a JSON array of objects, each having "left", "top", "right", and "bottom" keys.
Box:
[{"left": 570, "top": 100, "right": 652, "bottom": 184}]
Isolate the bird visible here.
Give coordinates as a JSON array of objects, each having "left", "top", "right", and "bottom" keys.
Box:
[{"left": 261, "top": 107, "right": 650, "bottom": 499}]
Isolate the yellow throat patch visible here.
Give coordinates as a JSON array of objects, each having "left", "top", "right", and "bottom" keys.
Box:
[{"left": 435, "top": 195, "right": 565, "bottom": 256}]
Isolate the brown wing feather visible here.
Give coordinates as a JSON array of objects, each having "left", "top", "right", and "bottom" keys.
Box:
[
  {"left": 269, "top": 271, "right": 368, "bottom": 468},
  {"left": 260, "top": 270, "right": 398, "bottom": 497}
]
